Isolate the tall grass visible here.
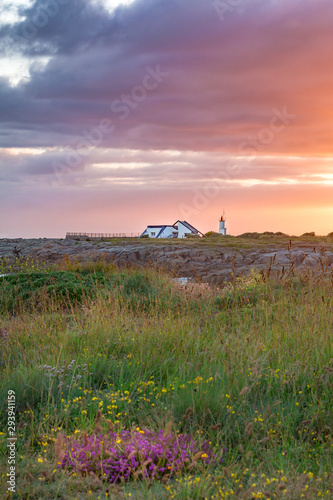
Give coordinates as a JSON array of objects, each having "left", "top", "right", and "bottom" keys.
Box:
[{"left": 0, "top": 260, "right": 332, "bottom": 499}]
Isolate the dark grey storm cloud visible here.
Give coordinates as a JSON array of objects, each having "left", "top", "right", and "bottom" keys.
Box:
[{"left": 1, "top": 0, "right": 333, "bottom": 154}]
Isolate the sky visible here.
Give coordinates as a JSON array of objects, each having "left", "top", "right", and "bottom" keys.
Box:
[{"left": 0, "top": 0, "right": 333, "bottom": 238}]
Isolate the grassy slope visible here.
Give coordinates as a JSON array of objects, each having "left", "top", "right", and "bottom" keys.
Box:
[
  {"left": 0, "top": 260, "right": 332, "bottom": 499},
  {"left": 69, "top": 233, "right": 333, "bottom": 250}
]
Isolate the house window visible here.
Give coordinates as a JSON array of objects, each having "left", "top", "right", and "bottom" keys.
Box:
[{"left": 151, "top": 232, "right": 155, "bottom": 236}]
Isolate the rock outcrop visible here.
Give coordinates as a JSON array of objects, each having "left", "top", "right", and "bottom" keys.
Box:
[{"left": 0, "top": 238, "right": 332, "bottom": 284}]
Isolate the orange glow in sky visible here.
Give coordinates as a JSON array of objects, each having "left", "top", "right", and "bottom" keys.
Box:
[{"left": 0, "top": 0, "right": 333, "bottom": 237}]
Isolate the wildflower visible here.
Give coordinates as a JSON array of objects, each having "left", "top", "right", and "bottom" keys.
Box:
[{"left": 59, "top": 428, "right": 215, "bottom": 483}]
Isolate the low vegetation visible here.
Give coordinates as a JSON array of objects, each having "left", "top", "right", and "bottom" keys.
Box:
[
  {"left": 63, "top": 231, "right": 333, "bottom": 250},
  {"left": 0, "top": 257, "right": 332, "bottom": 499}
]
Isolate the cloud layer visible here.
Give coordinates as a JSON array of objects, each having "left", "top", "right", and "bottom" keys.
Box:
[{"left": 0, "top": 0, "right": 333, "bottom": 236}]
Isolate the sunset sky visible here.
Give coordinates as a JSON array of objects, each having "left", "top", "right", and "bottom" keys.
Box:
[{"left": 1, "top": 0, "right": 333, "bottom": 238}]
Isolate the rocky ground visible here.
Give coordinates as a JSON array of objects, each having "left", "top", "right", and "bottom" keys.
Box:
[{"left": 1, "top": 237, "right": 333, "bottom": 283}]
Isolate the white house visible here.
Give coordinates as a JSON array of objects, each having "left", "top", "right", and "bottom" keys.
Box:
[
  {"left": 142, "top": 225, "right": 177, "bottom": 239},
  {"left": 140, "top": 220, "right": 205, "bottom": 239}
]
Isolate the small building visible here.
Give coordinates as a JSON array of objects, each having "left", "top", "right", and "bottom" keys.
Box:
[{"left": 140, "top": 220, "right": 205, "bottom": 239}]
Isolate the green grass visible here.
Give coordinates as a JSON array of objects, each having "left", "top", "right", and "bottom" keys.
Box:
[
  {"left": 64, "top": 232, "right": 333, "bottom": 251},
  {"left": 0, "top": 259, "right": 332, "bottom": 499}
]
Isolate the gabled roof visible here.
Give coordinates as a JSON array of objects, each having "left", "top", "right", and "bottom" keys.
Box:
[
  {"left": 157, "top": 226, "right": 179, "bottom": 238},
  {"left": 173, "top": 220, "right": 206, "bottom": 238},
  {"left": 156, "top": 226, "right": 167, "bottom": 238},
  {"left": 147, "top": 225, "right": 173, "bottom": 228},
  {"left": 141, "top": 221, "right": 205, "bottom": 238}
]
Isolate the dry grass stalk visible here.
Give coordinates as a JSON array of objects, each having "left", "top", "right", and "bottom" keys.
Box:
[
  {"left": 258, "top": 436, "right": 270, "bottom": 444},
  {"left": 163, "top": 420, "right": 173, "bottom": 439},
  {"left": 209, "top": 423, "right": 221, "bottom": 431},
  {"left": 181, "top": 407, "right": 193, "bottom": 420},
  {"left": 55, "top": 433, "right": 66, "bottom": 463},
  {"left": 245, "top": 422, "right": 253, "bottom": 437},
  {"left": 94, "top": 409, "right": 103, "bottom": 434},
  {"left": 0, "top": 326, "right": 9, "bottom": 344},
  {"left": 239, "top": 386, "right": 250, "bottom": 397}
]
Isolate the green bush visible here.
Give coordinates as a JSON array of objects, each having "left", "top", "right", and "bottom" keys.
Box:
[
  {"left": 205, "top": 231, "right": 220, "bottom": 237},
  {"left": 0, "top": 271, "right": 118, "bottom": 314},
  {"left": 275, "top": 231, "right": 288, "bottom": 237},
  {"left": 301, "top": 231, "right": 316, "bottom": 237},
  {"left": 215, "top": 270, "right": 269, "bottom": 308},
  {"left": 0, "top": 268, "right": 180, "bottom": 315}
]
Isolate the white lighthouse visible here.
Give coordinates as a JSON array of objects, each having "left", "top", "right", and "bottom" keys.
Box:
[{"left": 219, "top": 214, "right": 227, "bottom": 235}]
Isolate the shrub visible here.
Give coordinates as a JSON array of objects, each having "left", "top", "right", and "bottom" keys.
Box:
[
  {"left": 58, "top": 428, "right": 214, "bottom": 483},
  {"left": 301, "top": 232, "right": 315, "bottom": 237},
  {"left": 237, "top": 232, "right": 261, "bottom": 239},
  {"left": 215, "top": 270, "right": 268, "bottom": 308},
  {"left": 205, "top": 231, "right": 220, "bottom": 237},
  {"left": 0, "top": 271, "right": 116, "bottom": 314},
  {"left": 0, "top": 266, "right": 182, "bottom": 316}
]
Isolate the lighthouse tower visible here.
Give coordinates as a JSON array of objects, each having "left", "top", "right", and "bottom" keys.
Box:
[{"left": 219, "top": 214, "right": 227, "bottom": 236}]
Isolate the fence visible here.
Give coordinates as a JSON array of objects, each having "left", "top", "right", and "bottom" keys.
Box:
[{"left": 66, "top": 232, "right": 141, "bottom": 240}]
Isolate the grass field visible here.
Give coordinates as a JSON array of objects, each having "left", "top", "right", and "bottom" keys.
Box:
[
  {"left": 63, "top": 232, "right": 333, "bottom": 251},
  {"left": 0, "top": 256, "right": 332, "bottom": 499}
]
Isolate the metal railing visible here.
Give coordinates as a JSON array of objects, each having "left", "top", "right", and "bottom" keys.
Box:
[{"left": 66, "top": 232, "right": 141, "bottom": 239}]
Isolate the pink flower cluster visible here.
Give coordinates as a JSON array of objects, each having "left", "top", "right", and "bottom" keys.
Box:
[{"left": 59, "top": 429, "right": 215, "bottom": 483}]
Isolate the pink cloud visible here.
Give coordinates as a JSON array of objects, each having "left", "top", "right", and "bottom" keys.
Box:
[{"left": 1, "top": 0, "right": 333, "bottom": 237}]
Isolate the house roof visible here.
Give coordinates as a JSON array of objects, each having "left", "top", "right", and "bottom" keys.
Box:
[
  {"left": 156, "top": 226, "right": 179, "bottom": 238},
  {"left": 146, "top": 225, "right": 173, "bottom": 228},
  {"left": 173, "top": 220, "right": 206, "bottom": 237},
  {"left": 141, "top": 221, "right": 205, "bottom": 238},
  {"left": 156, "top": 226, "right": 167, "bottom": 238}
]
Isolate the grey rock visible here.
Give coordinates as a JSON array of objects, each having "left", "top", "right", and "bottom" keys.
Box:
[{"left": 1, "top": 238, "right": 333, "bottom": 284}]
